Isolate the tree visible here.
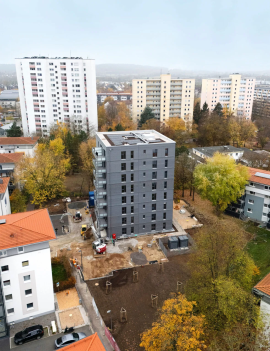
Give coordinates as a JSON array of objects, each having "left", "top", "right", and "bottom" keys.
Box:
[
  {"left": 10, "top": 189, "right": 27, "bottom": 213},
  {"left": 138, "top": 106, "right": 155, "bottom": 127},
  {"left": 238, "top": 119, "right": 257, "bottom": 145},
  {"left": 98, "top": 104, "right": 107, "bottom": 129},
  {"left": 166, "top": 117, "right": 185, "bottom": 131},
  {"left": 79, "top": 139, "right": 96, "bottom": 191},
  {"left": 175, "top": 152, "right": 190, "bottom": 197},
  {"left": 194, "top": 153, "right": 249, "bottom": 214},
  {"left": 15, "top": 138, "right": 70, "bottom": 207},
  {"left": 201, "top": 102, "right": 209, "bottom": 115},
  {"left": 141, "top": 118, "right": 162, "bottom": 132},
  {"left": 213, "top": 102, "right": 223, "bottom": 117},
  {"left": 193, "top": 102, "right": 202, "bottom": 125},
  {"left": 7, "top": 122, "right": 23, "bottom": 137},
  {"left": 140, "top": 294, "right": 206, "bottom": 351}
]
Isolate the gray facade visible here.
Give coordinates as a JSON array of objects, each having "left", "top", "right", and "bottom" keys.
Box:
[
  {"left": 244, "top": 181, "right": 270, "bottom": 223},
  {"left": 93, "top": 130, "right": 175, "bottom": 238}
]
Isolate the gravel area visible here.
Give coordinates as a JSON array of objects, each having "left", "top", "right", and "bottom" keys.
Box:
[
  {"left": 130, "top": 252, "right": 148, "bottom": 265},
  {"left": 58, "top": 307, "right": 84, "bottom": 329},
  {"left": 68, "top": 201, "right": 87, "bottom": 210}
]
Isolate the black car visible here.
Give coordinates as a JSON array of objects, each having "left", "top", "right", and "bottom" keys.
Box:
[
  {"left": 55, "top": 332, "right": 86, "bottom": 349},
  {"left": 14, "top": 325, "right": 44, "bottom": 345}
]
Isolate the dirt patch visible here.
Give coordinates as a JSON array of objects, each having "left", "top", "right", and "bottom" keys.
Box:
[
  {"left": 130, "top": 252, "right": 148, "bottom": 265},
  {"left": 87, "top": 254, "right": 191, "bottom": 351},
  {"left": 64, "top": 173, "right": 91, "bottom": 196},
  {"left": 46, "top": 200, "right": 67, "bottom": 215},
  {"left": 56, "top": 288, "right": 80, "bottom": 310},
  {"left": 58, "top": 307, "right": 84, "bottom": 329}
]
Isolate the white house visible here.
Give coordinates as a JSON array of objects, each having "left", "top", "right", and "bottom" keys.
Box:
[
  {"left": 191, "top": 146, "right": 244, "bottom": 162},
  {"left": 0, "top": 137, "right": 39, "bottom": 157},
  {"left": 0, "top": 209, "right": 56, "bottom": 332},
  {"left": 0, "top": 178, "right": 11, "bottom": 216}
]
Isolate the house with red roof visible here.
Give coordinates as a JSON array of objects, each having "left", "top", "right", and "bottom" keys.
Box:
[
  {"left": 0, "top": 177, "right": 11, "bottom": 216},
  {"left": 0, "top": 137, "right": 39, "bottom": 157},
  {"left": 253, "top": 273, "right": 270, "bottom": 333},
  {"left": 0, "top": 209, "right": 56, "bottom": 337},
  {"left": 61, "top": 333, "right": 106, "bottom": 351}
]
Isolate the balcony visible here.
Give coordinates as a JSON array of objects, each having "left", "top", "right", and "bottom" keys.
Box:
[
  {"left": 98, "top": 218, "right": 107, "bottom": 228},
  {"left": 92, "top": 147, "right": 106, "bottom": 161},
  {"left": 94, "top": 179, "right": 106, "bottom": 188},
  {"left": 94, "top": 190, "right": 107, "bottom": 199},
  {"left": 96, "top": 208, "right": 107, "bottom": 218},
  {"left": 94, "top": 199, "right": 107, "bottom": 208}
]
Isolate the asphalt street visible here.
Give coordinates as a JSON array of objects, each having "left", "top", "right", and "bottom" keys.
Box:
[{"left": 0, "top": 326, "right": 91, "bottom": 351}]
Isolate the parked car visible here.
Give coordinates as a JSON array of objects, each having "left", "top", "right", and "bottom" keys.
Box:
[
  {"left": 14, "top": 325, "right": 44, "bottom": 345},
  {"left": 55, "top": 332, "right": 86, "bottom": 349}
]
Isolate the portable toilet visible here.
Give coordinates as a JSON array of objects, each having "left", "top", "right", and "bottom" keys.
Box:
[
  {"left": 168, "top": 236, "right": 178, "bottom": 249},
  {"left": 89, "top": 191, "right": 95, "bottom": 207},
  {"left": 178, "top": 235, "right": 188, "bottom": 248}
]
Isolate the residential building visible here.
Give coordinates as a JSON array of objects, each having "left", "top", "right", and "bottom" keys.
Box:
[
  {"left": 15, "top": 57, "right": 98, "bottom": 136},
  {"left": 200, "top": 73, "right": 256, "bottom": 119},
  {"left": 92, "top": 130, "right": 175, "bottom": 238},
  {"left": 61, "top": 333, "right": 106, "bottom": 350},
  {"left": 0, "top": 153, "right": 24, "bottom": 178},
  {"left": 0, "top": 137, "right": 38, "bottom": 156},
  {"left": 191, "top": 145, "right": 244, "bottom": 162},
  {"left": 97, "top": 92, "right": 132, "bottom": 103},
  {"left": 0, "top": 178, "right": 11, "bottom": 216},
  {"left": 0, "top": 90, "right": 19, "bottom": 109},
  {"left": 132, "top": 74, "right": 195, "bottom": 123},
  {"left": 253, "top": 83, "right": 270, "bottom": 118},
  {"left": 0, "top": 209, "right": 56, "bottom": 336}
]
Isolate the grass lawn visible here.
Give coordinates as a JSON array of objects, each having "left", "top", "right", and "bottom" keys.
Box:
[
  {"left": 245, "top": 222, "right": 270, "bottom": 282},
  {"left": 52, "top": 263, "right": 68, "bottom": 284}
]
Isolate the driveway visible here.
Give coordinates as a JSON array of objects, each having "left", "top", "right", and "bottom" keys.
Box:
[{"left": 3, "top": 326, "right": 92, "bottom": 351}]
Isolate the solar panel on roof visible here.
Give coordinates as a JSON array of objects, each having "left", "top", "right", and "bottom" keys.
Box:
[{"left": 255, "top": 172, "right": 270, "bottom": 180}]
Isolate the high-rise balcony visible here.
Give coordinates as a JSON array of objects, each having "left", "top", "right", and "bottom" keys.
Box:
[
  {"left": 98, "top": 218, "right": 107, "bottom": 228},
  {"left": 94, "top": 190, "right": 107, "bottom": 199},
  {"left": 92, "top": 147, "right": 106, "bottom": 161},
  {"left": 94, "top": 179, "right": 106, "bottom": 189},
  {"left": 94, "top": 199, "right": 107, "bottom": 208},
  {"left": 96, "top": 208, "right": 107, "bottom": 219}
]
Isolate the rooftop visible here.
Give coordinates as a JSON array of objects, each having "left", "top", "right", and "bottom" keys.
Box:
[
  {"left": 254, "top": 273, "right": 270, "bottom": 297},
  {"left": 0, "top": 209, "right": 56, "bottom": 250},
  {"left": 97, "top": 130, "right": 175, "bottom": 147},
  {"left": 193, "top": 145, "right": 243, "bottom": 157},
  {"left": 0, "top": 178, "right": 10, "bottom": 194},
  {"left": 16, "top": 57, "right": 94, "bottom": 60},
  {"left": 61, "top": 333, "right": 106, "bottom": 351},
  {"left": 249, "top": 168, "right": 270, "bottom": 186},
  {"left": 0, "top": 137, "right": 39, "bottom": 145},
  {"left": 0, "top": 152, "right": 24, "bottom": 164},
  {"left": 0, "top": 90, "right": 19, "bottom": 101}
]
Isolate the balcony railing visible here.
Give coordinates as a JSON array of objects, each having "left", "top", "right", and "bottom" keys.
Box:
[
  {"left": 95, "top": 208, "right": 107, "bottom": 218},
  {"left": 92, "top": 147, "right": 106, "bottom": 160},
  {"left": 94, "top": 199, "right": 107, "bottom": 208},
  {"left": 94, "top": 179, "right": 106, "bottom": 188},
  {"left": 98, "top": 218, "right": 107, "bottom": 228}
]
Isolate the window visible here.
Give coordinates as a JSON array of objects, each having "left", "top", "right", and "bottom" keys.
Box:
[
  {"left": 143, "top": 204, "right": 145, "bottom": 209},
  {"left": 131, "top": 196, "right": 134, "bottom": 203},
  {"left": 152, "top": 172, "right": 157, "bottom": 179},
  {"left": 143, "top": 183, "right": 145, "bottom": 187},
  {"left": 131, "top": 185, "right": 134, "bottom": 192},
  {"left": 7, "top": 308, "right": 14, "bottom": 314},
  {"left": 122, "top": 228, "right": 127, "bottom": 235},
  {"left": 3, "top": 280, "right": 10, "bottom": 286},
  {"left": 250, "top": 191, "right": 255, "bottom": 195},
  {"left": 152, "top": 214, "right": 156, "bottom": 221},
  {"left": 131, "top": 162, "right": 134, "bottom": 170},
  {"left": 27, "top": 303, "right": 34, "bottom": 309},
  {"left": 143, "top": 161, "right": 146, "bottom": 165},
  {"left": 164, "top": 192, "right": 167, "bottom": 199},
  {"left": 131, "top": 206, "right": 134, "bottom": 213},
  {"left": 165, "top": 148, "right": 168, "bottom": 156},
  {"left": 265, "top": 186, "right": 269, "bottom": 190},
  {"left": 264, "top": 204, "right": 268, "bottom": 208},
  {"left": 248, "top": 199, "right": 254, "bottom": 204},
  {"left": 121, "top": 163, "right": 126, "bottom": 171},
  {"left": 163, "top": 223, "right": 166, "bottom": 229},
  {"left": 153, "top": 149, "right": 158, "bottom": 157},
  {"left": 164, "top": 171, "right": 168, "bottom": 178},
  {"left": 152, "top": 160, "right": 157, "bottom": 168},
  {"left": 25, "top": 289, "right": 32, "bottom": 296},
  {"left": 122, "top": 207, "right": 127, "bottom": 214},
  {"left": 152, "top": 183, "right": 157, "bottom": 190},
  {"left": 163, "top": 203, "right": 167, "bottom": 210},
  {"left": 131, "top": 151, "right": 134, "bottom": 159},
  {"left": 5, "top": 294, "right": 12, "bottom": 301},
  {"left": 122, "top": 185, "right": 126, "bottom": 193},
  {"left": 263, "top": 213, "right": 267, "bottom": 217},
  {"left": 165, "top": 160, "right": 168, "bottom": 167},
  {"left": 143, "top": 150, "right": 146, "bottom": 154},
  {"left": 152, "top": 204, "right": 156, "bottom": 211},
  {"left": 143, "top": 215, "right": 145, "bottom": 219},
  {"left": 121, "top": 151, "right": 126, "bottom": 159},
  {"left": 18, "top": 246, "right": 24, "bottom": 253},
  {"left": 143, "top": 172, "right": 146, "bottom": 177},
  {"left": 163, "top": 213, "right": 166, "bottom": 219},
  {"left": 131, "top": 174, "right": 134, "bottom": 181},
  {"left": 131, "top": 227, "right": 134, "bottom": 234},
  {"left": 152, "top": 193, "right": 157, "bottom": 201},
  {"left": 143, "top": 225, "right": 145, "bottom": 229},
  {"left": 122, "top": 217, "right": 127, "bottom": 225},
  {"left": 24, "top": 275, "right": 30, "bottom": 282},
  {"left": 1, "top": 265, "right": 9, "bottom": 272},
  {"left": 121, "top": 174, "right": 126, "bottom": 182},
  {"left": 151, "top": 224, "right": 156, "bottom": 231},
  {"left": 247, "top": 208, "right": 253, "bottom": 213},
  {"left": 122, "top": 196, "right": 126, "bottom": 204}
]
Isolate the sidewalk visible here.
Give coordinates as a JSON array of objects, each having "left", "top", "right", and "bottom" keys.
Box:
[{"left": 75, "top": 272, "right": 114, "bottom": 351}]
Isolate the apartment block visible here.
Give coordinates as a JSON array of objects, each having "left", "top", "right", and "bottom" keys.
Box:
[
  {"left": 200, "top": 73, "right": 256, "bottom": 119},
  {"left": 132, "top": 74, "right": 195, "bottom": 123},
  {"left": 0, "top": 209, "right": 56, "bottom": 336},
  {"left": 253, "top": 83, "right": 270, "bottom": 118},
  {"left": 92, "top": 130, "right": 175, "bottom": 238},
  {"left": 97, "top": 92, "right": 132, "bottom": 103},
  {"left": 15, "top": 57, "right": 97, "bottom": 136}
]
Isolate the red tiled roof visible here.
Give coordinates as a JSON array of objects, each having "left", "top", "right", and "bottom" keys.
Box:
[
  {"left": 255, "top": 273, "right": 270, "bottom": 296},
  {"left": 249, "top": 168, "right": 270, "bottom": 186},
  {"left": 0, "top": 152, "right": 24, "bottom": 164},
  {"left": 0, "top": 209, "right": 56, "bottom": 250},
  {"left": 61, "top": 333, "right": 106, "bottom": 351},
  {"left": 0, "top": 137, "right": 39, "bottom": 145},
  {"left": 0, "top": 177, "right": 10, "bottom": 194}
]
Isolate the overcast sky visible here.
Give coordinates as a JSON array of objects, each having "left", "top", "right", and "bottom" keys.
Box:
[{"left": 1, "top": 0, "right": 269, "bottom": 71}]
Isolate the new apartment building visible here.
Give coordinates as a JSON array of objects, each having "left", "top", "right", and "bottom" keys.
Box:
[
  {"left": 253, "top": 83, "right": 270, "bottom": 118},
  {"left": 15, "top": 57, "right": 97, "bottom": 136},
  {"left": 92, "top": 130, "right": 175, "bottom": 238},
  {"left": 132, "top": 74, "right": 195, "bottom": 123},
  {"left": 0, "top": 209, "right": 56, "bottom": 336},
  {"left": 200, "top": 73, "right": 256, "bottom": 119}
]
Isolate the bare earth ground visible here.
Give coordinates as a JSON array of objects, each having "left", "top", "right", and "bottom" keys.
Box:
[
  {"left": 58, "top": 307, "right": 84, "bottom": 329},
  {"left": 173, "top": 200, "right": 202, "bottom": 229},
  {"left": 64, "top": 173, "right": 92, "bottom": 196},
  {"left": 56, "top": 287, "right": 80, "bottom": 310}
]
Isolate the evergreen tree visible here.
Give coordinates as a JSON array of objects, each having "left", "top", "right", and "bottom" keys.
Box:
[
  {"left": 193, "top": 102, "right": 202, "bottom": 124},
  {"left": 115, "top": 123, "right": 125, "bottom": 131},
  {"left": 202, "top": 102, "right": 209, "bottom": 114},
  {"left": 7, "top": 122, "right": 23, "bottom": 137},
  {"left": 213, "top": 102, "right": 223, "bottom": 117},
  {"left": 138, "top": 107, "right": 155, "bottom": 127}
]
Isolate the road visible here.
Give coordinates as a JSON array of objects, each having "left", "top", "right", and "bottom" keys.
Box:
[{"left": 0, "top": 326, "right": 92, "bottom": 351}]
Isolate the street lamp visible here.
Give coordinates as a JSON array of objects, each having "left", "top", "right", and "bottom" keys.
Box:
[{"left": 107, "top": 310, "right": 112, "bottom": 331}]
